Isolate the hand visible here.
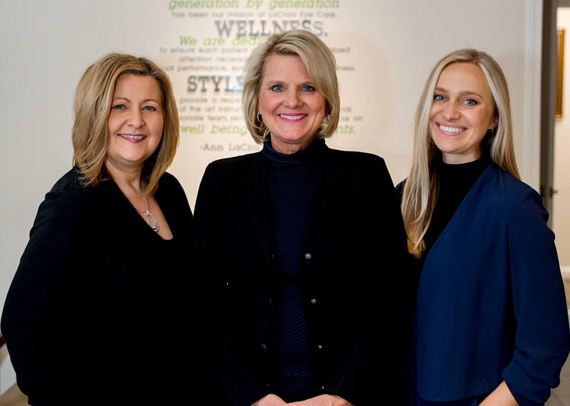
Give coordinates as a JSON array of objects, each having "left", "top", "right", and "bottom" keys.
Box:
[
  {"left": 287, "top": 394, "right": 353, "bottom": 406},
  {"left": 253, "top": 394, "right": 287, "bottom": 406},
  {"left": 478, "top": 381, "right": 518, "bottom": 406}
]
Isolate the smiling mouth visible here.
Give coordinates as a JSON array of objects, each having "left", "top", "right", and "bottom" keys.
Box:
[
  {"left": 119, "top": 134, "right": 146, "bottom": 140},
  {"left": 438, "top": 124, "right": 466, "bottom": 134},
  {"left": 279, "top": 114, "right": 306, "bottom": 121}
]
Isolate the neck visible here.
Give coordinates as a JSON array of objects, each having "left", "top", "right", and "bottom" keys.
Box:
[{"left": 105, "top": 162, "right": 146, "bottom": 197}]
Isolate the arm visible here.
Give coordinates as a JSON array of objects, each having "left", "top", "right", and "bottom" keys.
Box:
[
  {"left": 501, "top": 188, "right": 570, "bottom": 406},
  {"left": 192, "top": 162, "right": 270, "bottom": 406},
  {"left": 1, "top": 179, "right": 91, "bottom": 404},
  {"left": 323, "top": 156, "right": 411, "bottom": 404}
]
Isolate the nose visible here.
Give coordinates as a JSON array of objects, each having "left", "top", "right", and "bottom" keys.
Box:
[
  {"left": 284, "top": 89, "right": 301, "bottom": 108},
  {"left": 442, "top": 102, "right": 460, "bottom": 120},
  {"left": 128, "top": 109, "right": 144, "bottom": 128}
]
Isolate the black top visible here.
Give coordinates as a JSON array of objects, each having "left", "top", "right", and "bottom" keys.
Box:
[
  {"left": 1, "top": 167, "right": 217, "bottom": 405},
  {"left": 423, "top": 158, "right": 490, "bottom": 259},
  {"left": 262, "top": 139, "right": 324, "bottom": 399}
]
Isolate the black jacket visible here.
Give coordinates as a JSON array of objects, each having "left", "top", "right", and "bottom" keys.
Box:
[
  {"left": 1, "top": 168, "right": 216, "bottom": 405},
  {"left": 193, "top": 144, "right": 412, "bottom": 406}
]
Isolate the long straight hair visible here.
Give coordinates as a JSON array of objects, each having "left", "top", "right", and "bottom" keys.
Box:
[{"left": 401, "top": 49, "right": 520, "bottom": 257}]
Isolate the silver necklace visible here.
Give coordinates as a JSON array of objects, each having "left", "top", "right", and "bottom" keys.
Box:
[{"left": 134, "top": 196, "right": 160, "bottom": 233}]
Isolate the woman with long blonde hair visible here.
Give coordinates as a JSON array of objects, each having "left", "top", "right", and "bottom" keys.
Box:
[{"left": 400, "top": 49, "right": 569, "bottom": 406}]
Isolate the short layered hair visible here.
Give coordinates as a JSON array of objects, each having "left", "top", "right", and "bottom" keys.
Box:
[
  {"left": 242, "top": 29, "right": 340, "bottom": 143},
  {"left": 72, "top": 53, "right": 179, "bottom": 195}
]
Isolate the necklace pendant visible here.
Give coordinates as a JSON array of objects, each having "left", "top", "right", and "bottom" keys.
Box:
[{"left": 144, "top": 210, "right": 160, "bottom": 233}]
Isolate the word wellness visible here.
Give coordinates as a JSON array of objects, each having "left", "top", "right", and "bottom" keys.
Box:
[{"left": 269, "top": 0, "right": 339, "bottom": 8}]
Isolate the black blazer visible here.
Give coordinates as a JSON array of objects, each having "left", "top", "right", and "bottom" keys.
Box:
[
  {"left": 193, "top": 144, "right": 412, "bottom": 406},
  {"left": 1, "top": 168, "right": 215, "bottom": 405}
]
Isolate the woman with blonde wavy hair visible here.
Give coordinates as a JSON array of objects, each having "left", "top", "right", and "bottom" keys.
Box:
[
  {"left": 399, "top": 49, "right": 569, "bottom": 406},
  {"left": 1, "top": 53, "right": 217, "bottom": 404}
]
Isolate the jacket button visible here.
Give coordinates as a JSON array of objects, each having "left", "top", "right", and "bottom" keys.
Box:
[
  {"left": 310, "top": 298, "right": 317, "bottom": 305},
  {"left": 260, "top": 343, "right": 267, "bottom": 352},
  {"left": 305, "top": 253, "right": 312, "bottom": 259}
]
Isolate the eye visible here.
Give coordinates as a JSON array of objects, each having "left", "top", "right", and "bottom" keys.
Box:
[
  {"left": 111, "top": 104, "right": 126, "bottom": 110},
  {"left": 463, "top": 99, "right": 477, "bottom": 106},
  {"left": 143, "top": 105, "right": 158, "bottom": 111},
  {"left": 270, "top": 84, "right": 284, "bottom": 92},
  {"left": 433, "top": 94, "right": 446, "bottom": 102},
  {"left": 301, "top": 85, "right": 316, "bottom": 92}
]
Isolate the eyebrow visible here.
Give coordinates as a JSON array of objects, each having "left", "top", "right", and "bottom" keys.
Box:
[
  {"left": 434, "top": 87, "right": 482, "bottom": 98},
  {"left": 112, "top": 97, "right": 161, "bottom": 104}
]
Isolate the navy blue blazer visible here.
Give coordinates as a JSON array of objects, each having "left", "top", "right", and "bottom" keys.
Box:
[{"left": 414, "top": 163, "right": 570, "bottom": 405}]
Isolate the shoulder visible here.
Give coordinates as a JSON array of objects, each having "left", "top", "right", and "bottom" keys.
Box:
[
  {"left": 157, "top": 171, "right": 185, "bottom": 193},
  {"left": 326, "top": 147, "right": 386, "bottom": 168},
  {"left": 325, "top": 147, "right": 393, "bottom": 187},
  {"left": 43, "top": 167, "right": 95, "bottom": 209},
  {"left": 201, "top": 152, "right": 261, "bottom": 183},
  {"left": 31, "top": 168, "right": 97, "bottom": 234},
  {"left": 205, "top": 152, "right": 260, "bottom": 171},
  {"left": 486, "top": 165, "right": 542, "bottom": 207},
  {"left": 477, "top": 165, "right": 547, "bottom": 225}
]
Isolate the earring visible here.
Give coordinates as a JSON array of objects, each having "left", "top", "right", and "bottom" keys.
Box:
[{"left": 257, "top": 112, "right": 262, "bottom": 122}]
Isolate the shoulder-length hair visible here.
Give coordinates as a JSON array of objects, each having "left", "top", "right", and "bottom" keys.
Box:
[
  {"left": 242, "top": 29, "right": 340, "bottom": 143},
  {"left": 72, "top": 53, "right": 179, "bottom": 195},
  {"left": 401, "top": 48, "right": 520, "bottom": 257}
]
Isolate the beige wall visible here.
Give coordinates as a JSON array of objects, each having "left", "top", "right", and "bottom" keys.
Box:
[{"left": 0, "top": 0, "right": 542, "bottom": 311}]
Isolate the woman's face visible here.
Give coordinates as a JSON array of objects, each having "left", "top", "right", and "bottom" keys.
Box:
[
  {"left": 429, "top": 62, "right": 496, "bottom": 164},
  {"left": 106, "top": 74, "right": 164, "bottom": 174},
  {"left": 258, "top": 53, "right": 327, "bottom": 154}
]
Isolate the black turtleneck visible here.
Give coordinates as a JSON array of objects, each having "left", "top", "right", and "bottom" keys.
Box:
[
  {"left": 422, "top": 158, "right": 490, "bottom": 260},
  {"left": 261, "top": 138, "right": 325, "bottom": 400}
]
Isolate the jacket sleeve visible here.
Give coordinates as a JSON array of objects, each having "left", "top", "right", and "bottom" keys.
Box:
[
  {"left": 1, "top": 181, "right": 91, "bottom": 405},
  {"left": 502, "top": 187, "right": 570, "bottom": 406},
  {"left": 326, "top": 157, "right": 413, "bottom": 405},
  {"left": 192, "top": 163, "right": 269, "bottom": 406}
]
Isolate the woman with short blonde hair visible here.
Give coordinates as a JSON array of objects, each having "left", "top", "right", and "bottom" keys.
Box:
[
  {"left": 242, "top": 29, "right": 340, "bottom": 143},
  {"left": 1, "top": 53, "right": 220, "bottom": 405},
  {"left": 72, "top": 53, "right": 179, "bottom": 195},
  {"left": 194, "top": 29, "right": 410, "bottom": 406}
]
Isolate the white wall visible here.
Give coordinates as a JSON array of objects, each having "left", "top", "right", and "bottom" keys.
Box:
[
  {"left": 555, "top": 8, "right": 570, "bottom": 267},
  {"left": 0, "top": 0, "right": 542, "bottom": 314}
]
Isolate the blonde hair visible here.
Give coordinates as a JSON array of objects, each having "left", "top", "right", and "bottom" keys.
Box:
[
  {"left": 242, "top": 29, "right": 340, "bottom": 143},
  {"left": 401, "top": 48, "right": 520, "bottom": 257},
  {"left": 72, "top": 53, "right": 179, "bottom": 195}
]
